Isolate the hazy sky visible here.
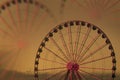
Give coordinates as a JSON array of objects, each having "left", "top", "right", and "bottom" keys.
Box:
[{"left": 0, "top": 0, "right": 120, "bottom": 80}]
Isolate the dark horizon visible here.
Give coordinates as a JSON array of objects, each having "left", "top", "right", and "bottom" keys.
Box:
[{"left": 0, "top": 69, "right": 120, "bottom": 80}]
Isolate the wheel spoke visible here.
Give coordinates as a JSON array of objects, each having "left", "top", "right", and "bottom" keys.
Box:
[
  {"left": 70, "top": 0, "right": 86, "bottom": 8},
  {"left": 103, "top": 0, "right": 111, "bottom": 9},
  {"left": 24, "top": 0, "right": 29, "bottom": 33},
  {"left": 79, "top": 69, "right": 102, "bottom": 80},
  {"left": 69, "top": 70, "right": 72, "bottom": 80},
  {"left": 80, "top": 66, "right": 112, "bottom": 71},
  {"left": 0, "top": 16, "right": 14, "bottom": 38},
  {"left": 58, "top": 72, "right": 65, "bottom": 80},
  {"left": 106, "top": 0, "right": 120, "bottom": 11},
  {"left": 0, "top": 59, "right": 15, "bottom": 79},
  {"left": 72, "top": 71, "right": 77, "bottom": 80},
  {"left": 0, "top": 49, "right": 21, "bottom": 79},
  {"left": 75, "top": 71, "right": 82, "bottom": 80},
  {"left": 78, "top": 71, "right": 88, "bottom": 80},
  {"left": 28, "top": 2, "right": 39, "bottom": 32},
  {"left": 0, "top": 27, "right": 12, "bottom": 39},
  {"left": 68, "top": 26, "right": 74, "bottom": 60},
  {"left": 80, "top": 55, "right": 111, "bottom": 65},
  {"left": 76, "top": 27, "right": 91, "bottom": 62},
  {"left": 79, "top": 34, "right": 100, "bottom": 62},
  {"left": 64, "top": 70, "right": 70, "bottom": 80},
  {"left": 15, "top": 0, "right": 21, "bottom": 32},
  {"left": 85, "top": 0, "right": 94, "bottom": 8},
  {"left": 59, "top": 30, "right": 71, "bottom": 61},
  {"left": 50, "top": 37, "right": 69, "bottom": 61},
  {"left": 44, "top": 47, "right": 67, "bottom": 63},
  {"left": 74, "top": 25, "right": 81, "bottom": 61},
  {"left": 38, "top": 67, "right": 66, "bottom": 71},
  {"left": 80, "top": 43, "right": 108, "bottom": 63},
  {"left": 0, "top": 49, "right": 17, "bottom": 66},
  {"left": 6, "top": 5, "right": 18, "bottom": 33},
  {"left": 40, "top": 58, "right": 66, "bottom": 65},
  {"left": 45, "top": 70, "right": 65, "bottom": 80}
]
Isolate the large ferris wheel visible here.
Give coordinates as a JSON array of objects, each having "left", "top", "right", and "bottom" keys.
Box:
[{"left": 34, "top": 20, "right": 116, "bottom": 80}]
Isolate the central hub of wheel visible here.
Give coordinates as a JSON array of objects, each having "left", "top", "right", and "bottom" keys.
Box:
[{"left": 67, "top": 62, "right": 79, "bottom": 71}]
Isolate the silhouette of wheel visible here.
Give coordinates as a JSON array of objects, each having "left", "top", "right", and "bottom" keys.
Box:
[
  {"left": 34, "top": 20, "right": 116, "bottom": 80},
  {"left": 0, "top": 0, "right": 54, "bottom": 79}
]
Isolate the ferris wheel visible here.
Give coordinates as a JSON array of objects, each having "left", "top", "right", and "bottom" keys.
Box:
[
  {"left": 34, "top": 20, "right": 116, "bottom": 80},
  {"left": 0, "top": 0, "right": 55, "bottom": 79}
]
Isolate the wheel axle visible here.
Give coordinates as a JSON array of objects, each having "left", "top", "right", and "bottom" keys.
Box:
[{"left": 67, "top": 62, "right": 79, "bottom": 71}]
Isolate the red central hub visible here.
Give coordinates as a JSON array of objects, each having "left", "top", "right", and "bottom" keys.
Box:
[{"left": 67, "top": 62, "right": 79, "bottom": 71}]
